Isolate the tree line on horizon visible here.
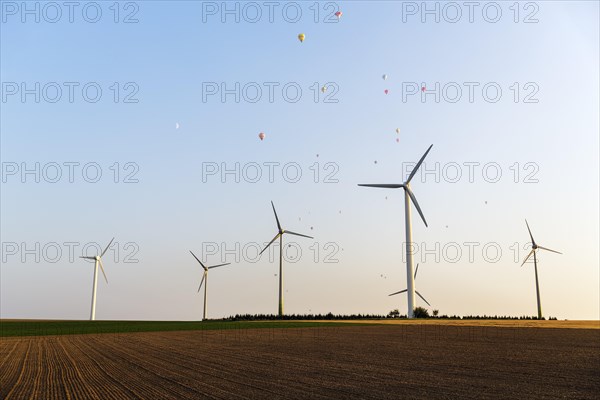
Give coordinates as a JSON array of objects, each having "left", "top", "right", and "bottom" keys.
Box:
[{"left": 220, "top": 308, "right": 557, "bottom": 321}]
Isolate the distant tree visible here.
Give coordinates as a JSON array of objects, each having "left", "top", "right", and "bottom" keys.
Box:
[
  {"left": 413, "top": 307, "right": 430, "bottom": 318},
  {"left": 388, "top": 309, "right": 400, "bottom": 318},
  {"left": 432, "top": 309, "right": 439, "bottom": 317}
]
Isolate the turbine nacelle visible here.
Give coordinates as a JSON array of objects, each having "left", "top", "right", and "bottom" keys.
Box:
[
  {"left": 80, "top": 238, "right": 113, "bottom": 285},
  {"left": 189, "top": 250, "right": 231, "bottom": 291},
  {"left": 259, "top": 201, "right": 313, "bottom": 256},
  {"left": 521, "top": 219, "right": 562, "bottom": 267},
  {"left": 357, "top": 144, "right": 433, "bottom": 228}
]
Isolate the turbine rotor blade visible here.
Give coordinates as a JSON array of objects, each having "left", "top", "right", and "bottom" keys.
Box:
[
  {"left": 415, "top": 290, "right": 431, "bottom": 306},
  {"left": 197, "top": 273, "right": 205, "bottom": 292},
  {"left": 414, "top": 264, "right": 419, "bottom": 279},
  {"left": 406, "top": 144, "right": 433, "bottom": 184},
  {"left": 208, "top": 263, "right": 231, "bottom": 269},
  {"left": 260, "top": 233, "right": 281, "bottom": 255},
  {"left": 190, "top": 251, "right": 207, "bottom": 270},
  {"left": 271, "top": 201, "right": 282, "bottom": 232},
  {"left": 80, "top": 256, "right": 96, "bottom": 260},
  {"left": 389, "top": 289, "right": 407, "bottom": 296},
  {"left": 98, "top": 258, "right": 108, "bottom": 284},
  {"left": 101, "top": 237, "right": 115, "bottom": 258},
  {"left": 521, "top": 249, "right": 535, "bottom": 267},
  {"left": 406, "top": 187, "right": 428, "bottom": 227},
  {"left": 284, "top": 230, "right": 314, "bottom": 239},
  {"left": 357, "top": 184, "right": 403, "bottom": 188},
  {"left": 537, "top": 245, "right": 562, "bottom": 255},
  {"left": 525, "top": 219, "right": 535, "bottom": 246}
]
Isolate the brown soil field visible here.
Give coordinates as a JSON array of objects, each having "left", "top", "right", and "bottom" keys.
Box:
[
  {"left": 299, "top": 319, "right": 600, "bottom": 329},
  {"left": 1, "top": 324, "right": 599, "bottom": 399}
]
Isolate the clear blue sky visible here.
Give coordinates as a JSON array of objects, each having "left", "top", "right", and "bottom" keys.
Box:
[{"left": 1, "top": 1, "right": 598, "bottom": 320}]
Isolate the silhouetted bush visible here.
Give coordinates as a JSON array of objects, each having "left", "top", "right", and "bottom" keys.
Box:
[{"left": 413, "top": 307, "right": 430, "bottom": 318}]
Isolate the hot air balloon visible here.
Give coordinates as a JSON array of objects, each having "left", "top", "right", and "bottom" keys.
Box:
[
  {"left": 321, "top": 85, "right": 327, "bottom": 93},
  {"left": 384, "top": 89, "right": 389, "bottom": 94},
  {"left": 396, "top": 128, "right": 400, "bottom": 134},
  {"left": 396, "top": 138, "right": 400, "bottom": 143},
  {"left": 258, "top": 132, "right": 265, "bottom": 141},
  {"left": 335, "top": 11, "right": 342, "bottom": 18},
  {"left": 382, "top": 74, "right": 388, "bottom": 80},
  {"left": 298, "top": 33, "right": 305, "bottom": 43}
]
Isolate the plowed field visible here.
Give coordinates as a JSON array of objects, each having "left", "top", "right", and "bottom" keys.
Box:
[{"left": 1, "top": 324, "right": 598, "bottom": 399}]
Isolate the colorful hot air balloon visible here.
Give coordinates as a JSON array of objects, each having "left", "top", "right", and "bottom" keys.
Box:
[
  {"left": 396, "top": 128, "right": 400, "bottom": 134},
  {"left": 335, "top": 11, "right": 342, "bottom": 18},
  {"left": 258, "top": 132, "right": 265, "bottom": 141},
  {"left": 298, "top": 33, "right": 305, "bottom": 43},
  {"left": 382, "top": 74, "right": 388, "bottom": 80},
  {"left": 384, "top": 89, "right": 389, "bottom": 94},
  {"left": 396, "top": 138, "right": 400, "bottom": 143},
  {"left": 321, "top": 85, "right": 327, "bottom": 93}
]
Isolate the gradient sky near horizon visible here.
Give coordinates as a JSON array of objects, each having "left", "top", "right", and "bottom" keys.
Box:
[{"left": 1, "top": 1, "right": 598, "bottom": 320}]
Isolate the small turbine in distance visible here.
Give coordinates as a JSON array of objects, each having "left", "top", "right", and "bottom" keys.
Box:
[
  {"left": 80, "top": 238, "right": 114, "bottom": 321},
  {"left": 521, "top": 219, "right": 562, "bottom": 319},
  {"left": 389, "top": 264, "right": 432, "bottom": 307},
  {"left": 260, "top": 201, "right": 313, "bottom": 317},
  {"left": 189, "top": 251, "right": 230, "bottom": 321}
]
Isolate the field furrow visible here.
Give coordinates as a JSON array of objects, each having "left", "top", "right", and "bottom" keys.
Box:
[{"left": 2, "top": 339, "right": 32, "bottom": 400}]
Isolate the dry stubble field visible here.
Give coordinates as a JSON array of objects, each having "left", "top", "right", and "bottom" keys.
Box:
[{"left": 1, "top": 322, "right": 599, "bottom": 399}]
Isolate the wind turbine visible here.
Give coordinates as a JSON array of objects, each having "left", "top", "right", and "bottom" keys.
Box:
[
  {"left": 189, "top": 251, "right": 230, "bottom": 321},
  {"left": 521, "top": 219, "right": 562, "bottom": 319},
  {"left": 80, "top": 238, "right": 113, "bottom": 321},
  {"left": 260, "top": 201, "right": 313, "bottom": 317},
  {"left": 359, "top": 144, "right": 433, "bottom": 318},
  {"left": 389, "top": 264, "right": 432, "bottom": 307}
]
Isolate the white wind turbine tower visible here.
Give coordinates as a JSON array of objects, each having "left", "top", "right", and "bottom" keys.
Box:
[
  {"left": 521, "top": 219, "right": 562, "bottom": 319},
  {"left": 80, "top": 238, "right": 114, "bottom": 321},
  {"left": 389, "top": 264, "right": 432, "bottom": 307},
  {"left": 359, "top": 144, "right": 433, "bottom": 318},
  {"left": 189, "top": 251, "right": 230, "bottom": 321},
  {"left": 260, "top": 201, "right": 313, "bottom": 317}
]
